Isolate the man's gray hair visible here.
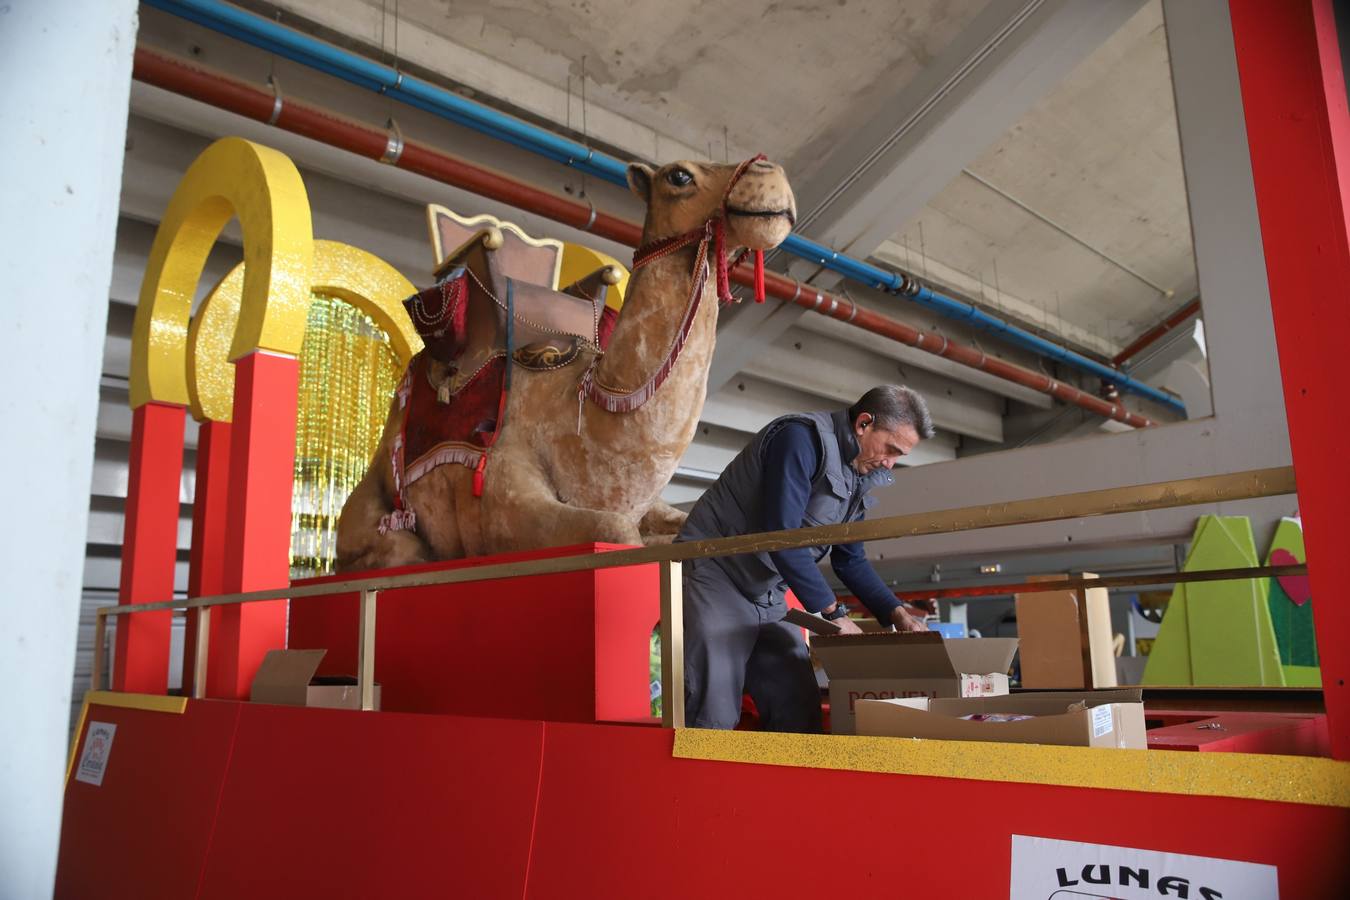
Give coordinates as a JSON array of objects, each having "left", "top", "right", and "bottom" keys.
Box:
[{"left": 849, "top": 385, "right": 935, "bottom": 439}]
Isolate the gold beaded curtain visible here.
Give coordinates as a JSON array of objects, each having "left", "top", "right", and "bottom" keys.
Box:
[{"left": 291, "top": 292, "right": 402, "bottom": 577}]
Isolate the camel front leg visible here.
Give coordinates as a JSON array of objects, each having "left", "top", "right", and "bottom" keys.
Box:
[
  {"left": 335, "top": 465, "right": 435, "bottom": 572},
  {"left": 639, "top": 498, "right": 688, "bottom": 538},
  {"left": 480, "top": 454, "right": 644, "bottom": 550}
]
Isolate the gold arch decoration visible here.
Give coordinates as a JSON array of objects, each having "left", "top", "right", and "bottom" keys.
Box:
[
  {"left": 559, "top": 243, "right": 629, "bottom": 311},
  {"left": 186, "top": 240, "right": 420, "bottom": 422},
  {"left": 130, "top": 137, "right": 314, "bottom": 408},
  {"left": 182, "top": 239, "right": 419, "bottom": 578}
]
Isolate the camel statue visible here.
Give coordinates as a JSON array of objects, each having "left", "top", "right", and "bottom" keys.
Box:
[{"left": 335, "top": 156, "right": 796, "bottom": 571}]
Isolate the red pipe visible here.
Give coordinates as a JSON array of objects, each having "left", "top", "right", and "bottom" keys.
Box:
[
  {"left": 133, "top": 47, "right": 1154, "bottom": 429},
  {"left": 1112, "top": 298, "right": 1201, "bottom": 366}
]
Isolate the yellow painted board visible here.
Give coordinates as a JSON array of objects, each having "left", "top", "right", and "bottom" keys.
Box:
[{"left": 673, "top": 728, "right": 1350, "bottom": 809}]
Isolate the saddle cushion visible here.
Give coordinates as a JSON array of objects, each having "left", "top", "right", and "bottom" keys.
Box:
[
  {"left": 403, "top": 268, "right": 470, "bottom": 362},
  {"left": 397, "top": 351, "right": 506, "bottom": 488}
]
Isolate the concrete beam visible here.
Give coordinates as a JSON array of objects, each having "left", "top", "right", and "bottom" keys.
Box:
[
  {"left": 790, "top": 308, "right": 1053, "bottom": 409},
  {"left": 699, "top": 375, "right": 958, "bottom": 467},
  {"left": 703, "top": 0, "right": 1145, "bottom": 396},
  {"left": 742, "top": 329, "right": 1005, "bottom": 443},
  {"left": 795, "top": 0, "right": 1149, "bottom": 260},
  {"left": 855, "top": 0, "right": 1293, "bottom": 567}
]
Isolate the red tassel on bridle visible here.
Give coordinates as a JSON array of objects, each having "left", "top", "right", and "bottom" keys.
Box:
[{"left": 753, "top": 249, "right": 766, "bottom": 302}]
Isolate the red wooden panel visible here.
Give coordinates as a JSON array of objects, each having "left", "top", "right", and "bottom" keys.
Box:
[
  {"left": 1147, "top": 710, "right": 1331, "bottom": 755},
  {"left": 55, "top": 703, "right": 1350, "bottom": 898},
  {"left": 289, "top": 544, "right": 657, "bottom": 722},
  {"left": 526, "top": 721, "right": 1350, "bottom": 899},
  {"left": 209, "top": 352, "right": 298, "bottom": 699},
  {"left": 196, "top": 705, "right": 543, "bottom": 900},
  {"left": 1230, "top": 0, "right": 1350, "bottom": 758},
  {"left": 113, "top": 401, "right": 185, "bottom": 693},
  {"left": 185, "top": 419, "right": 233, "bottom": 694},
  {"left": 55, "top": 700, "right": 240, "bottom": 900},
  {"left": 593, "top": 563, "right": 659, "bottom": 722}
]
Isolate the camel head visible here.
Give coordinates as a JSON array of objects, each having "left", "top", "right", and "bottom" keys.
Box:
[{"left": 626, "top": 158, "right": 796, "bottom": 252}]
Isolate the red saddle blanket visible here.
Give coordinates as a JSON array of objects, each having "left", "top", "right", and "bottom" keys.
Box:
[{"left": 383, "top": 351, "right": 506, "bottom": 531}]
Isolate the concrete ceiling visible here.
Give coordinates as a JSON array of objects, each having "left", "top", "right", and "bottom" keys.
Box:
[
  {"left": 264, "top": 0, "right": 1198, "bottom": 361},
  {"left": 352, "top": 0, "right": 989, "bottom": 182},
  {"left": 877, "top": 0, "right": 1196, "bottom": 355}
]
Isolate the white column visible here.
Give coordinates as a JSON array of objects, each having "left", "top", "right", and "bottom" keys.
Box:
[{"left": 0, "top": 1, "right": 138, "bottom": 897}]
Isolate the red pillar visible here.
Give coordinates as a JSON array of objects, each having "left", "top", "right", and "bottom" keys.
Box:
[
  {"left": 183, "top": 418, "right": 233, "bottom": 694},
  {"left": 1230, "top": 0, "right": 1350, "bottom": 758},
  {"left": 113, "top": 401, "right": 186, "bottom": 693},
  {"left": 207, "top": 351, "right": 299, "bottom": 699}
]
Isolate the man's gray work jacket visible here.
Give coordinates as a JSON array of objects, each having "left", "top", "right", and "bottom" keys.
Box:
[{"left": 677, "top": 409, "right": 893, "bottom": 603}]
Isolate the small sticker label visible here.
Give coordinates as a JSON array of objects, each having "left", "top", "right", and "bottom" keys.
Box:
[
  {"left": 1091, "top": 705, "right": 1113, "bottom": 739},
  {"left": 75, "top": 721, "right": 117, "bottom": 787}
]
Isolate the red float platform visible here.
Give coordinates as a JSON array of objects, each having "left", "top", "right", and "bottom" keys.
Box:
[
  {"left": 56, "top": 696, "right": 1350, "bottom": 899},
  {"left": 288, "top": 543, "right": 659, "bottom": 723},
  {"left": 1147, "top": 710, "right": 1332, "bottom": 755}
]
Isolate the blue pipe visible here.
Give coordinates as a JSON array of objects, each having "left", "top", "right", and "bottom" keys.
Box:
[
  {"left": 147, "top": 0, "right": 1185, "bottom": 415},
  {"left": 783, "top": 234, "right": 1185, "bottom": 411}
]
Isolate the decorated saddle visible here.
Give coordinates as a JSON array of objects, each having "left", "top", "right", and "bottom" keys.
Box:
[{"left": 379, "top": 210, "right": 621, "bottom": 533}]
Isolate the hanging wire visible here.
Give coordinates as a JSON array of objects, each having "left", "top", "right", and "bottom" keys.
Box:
[
  {"left": 268, "top": 11, "right": 281, "bottom": 82},
  {"left": 579, "top": 54, "right": 589, "bottom": 199}
]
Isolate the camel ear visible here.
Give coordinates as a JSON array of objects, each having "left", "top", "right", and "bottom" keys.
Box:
[{"left": 626, "top": 163, "right": 654, "bottom": 203}]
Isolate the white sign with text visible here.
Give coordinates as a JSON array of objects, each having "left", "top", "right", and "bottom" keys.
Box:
[
  {"left": 74, "top": 721, "right": 117, "bottom": 787},
  {"left": 1011, "top": 835, "right": 1278, "bottom": 899}
]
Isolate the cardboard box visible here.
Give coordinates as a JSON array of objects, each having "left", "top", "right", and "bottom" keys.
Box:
[
  {"left": 1014, "top": 573, "right": 1118, "bottom": 689},
  {"left": 855, "top": 688, "right": 1146, "bottom": 749},
  {"left": 250, "top": 649, "right": 381, "bottom": 711},
  {"left": 811, "top": 632, "right": 1019, "bottom": 734}
]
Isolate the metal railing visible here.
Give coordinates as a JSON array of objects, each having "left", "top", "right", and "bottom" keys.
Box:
[{"left": 93, "top": 465, "right": 1299, "bottom": 727}]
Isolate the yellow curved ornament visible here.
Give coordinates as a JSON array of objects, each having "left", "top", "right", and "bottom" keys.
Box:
[
  {"left": 309, "top": 241, "right": 421, "bottom": 363},
  {"left": 130, "top": 136, "right": 313, "bottom": 408},
  {"left": 186, "top": 265, "right": 245, "bottom": 423},
  {"left": 187, "top": 240, "right": 421, "bottom": 422},
  {"left": 559, "top": 243, "right": 629, "bottom": 311}
]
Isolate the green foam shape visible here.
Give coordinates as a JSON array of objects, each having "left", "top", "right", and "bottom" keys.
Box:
[
  {"left": 1283, "top": 665, "right": 1322, "bottom": 687},
  {"left": 1265, "top": 516, "right": 1319, "bottom": 668},
  {"left": 1141, "top": 517, "right": 1207, "bottom": 685},
  {"left": 1143, "top": 515, "right": 1285, "bottom": 686}
]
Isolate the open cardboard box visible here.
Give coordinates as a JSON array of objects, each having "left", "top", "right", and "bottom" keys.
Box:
[
  {"left": 250, "top": 648, "right": 381, "bottom": 711},
  {"left": 855, "top": 688, "right": 1146, "bottom": 749},
  {"left": 810, "top": 632, "right": 1019, "bottom": 734}
]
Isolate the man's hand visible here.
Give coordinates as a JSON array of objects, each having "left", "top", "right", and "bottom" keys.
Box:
[
  {"left": 833, "top": 615, "right": 864, "bottom": 635},
  {"left": 890, "top": 606, "right": 929, "bottom": 633},
  {"left": 908, "top": 598, "right": 938, "bottom": 617}
]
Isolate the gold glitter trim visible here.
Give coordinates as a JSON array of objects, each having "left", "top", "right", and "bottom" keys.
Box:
[
  {"left": 131, "top": 137, "right": 313, "bottom": 407},
  {"left": 188, "top": 240, "right": 418, "bottom": 423},
  {"left": 673, "top": 728, "right": 1350, "bottom": 808},
  {"left": 290, "top": 293, "right": 403, "bottom": 578},
  {"left": 85, "top": 691, "right": 188, "bottom": 715}
]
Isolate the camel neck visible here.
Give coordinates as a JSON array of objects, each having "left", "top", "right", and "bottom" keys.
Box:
[{"left": 593, "top": 244, "right": 715, "bottom": 396}]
